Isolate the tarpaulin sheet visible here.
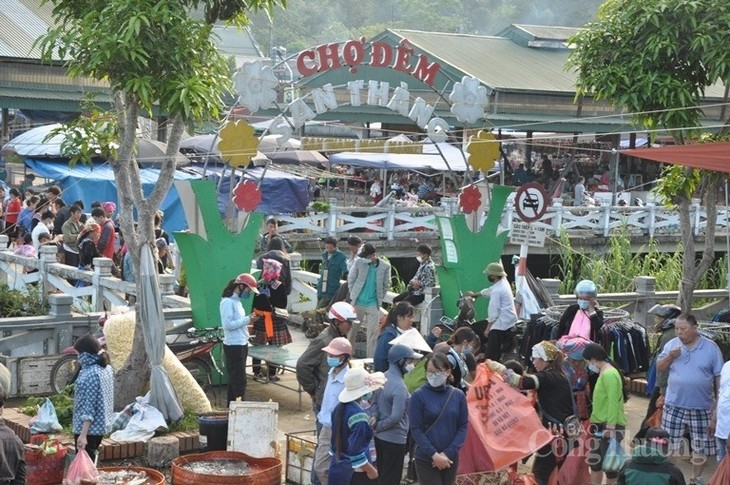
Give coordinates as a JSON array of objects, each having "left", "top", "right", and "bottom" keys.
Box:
[
  {"left": 622, "top": 142, "right": 730, "bottom": 173},
  {"left": 25, "top": 159, "right": 199, "bottom": 237}
]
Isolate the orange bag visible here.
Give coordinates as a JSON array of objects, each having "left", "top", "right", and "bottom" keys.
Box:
[
  {"left": 645, "top": 408, "right": 662, "bottom": 428},
  {"left": 710, "top": 453, "right": 730, "bottom": 485},
  {"left": 458, "top": 364, "right": 553, "bottom": 473}
]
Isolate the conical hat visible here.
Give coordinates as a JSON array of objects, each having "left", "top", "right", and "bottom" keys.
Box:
[{"left": 388, "top": 328, "right": 432, "bottom": 353}]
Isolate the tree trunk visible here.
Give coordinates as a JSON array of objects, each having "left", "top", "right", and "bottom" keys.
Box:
[
  {"left": 676, "top": 174, "right": 720, "bottom": 312},
  {"left": 112, "top": 90, "right": 187, "bottom": 407}
]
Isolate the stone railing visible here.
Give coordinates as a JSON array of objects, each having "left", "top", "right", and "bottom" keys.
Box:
[
  {"left": 274, "top": 197, "right": 730, "bottom": 241},
  {"left": 0, "top": 235, "right": 188, "bottom": 312}
]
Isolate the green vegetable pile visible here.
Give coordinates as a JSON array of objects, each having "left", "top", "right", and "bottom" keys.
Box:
[{"left": 19, "top": 385, "right": 75, "bottom": 430}]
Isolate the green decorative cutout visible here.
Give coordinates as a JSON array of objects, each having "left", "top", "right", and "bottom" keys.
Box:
[
  {"left": 174, "top": 180, "right": 263, "bottom": 327},
  {"left": 436, "top": 185, "right": 514, "bottom": 320}
]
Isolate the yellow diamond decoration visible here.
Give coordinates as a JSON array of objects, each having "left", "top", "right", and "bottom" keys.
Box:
[
  {"left": 466, "top": 130, "right": 500, "bottom": 172},
  {"left": 218, "top": 120, "right": 260, "bottom": 167}
]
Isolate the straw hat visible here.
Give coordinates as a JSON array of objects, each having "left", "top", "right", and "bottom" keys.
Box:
[
  {"left": 483, "top": 262, "right": 507, "bottom": 277},
  {"left": 338, "top": 367, "right": 386, "bottom": 403},
  {"left": 388, "top": 328, "right": 432, "bottom": 354}
]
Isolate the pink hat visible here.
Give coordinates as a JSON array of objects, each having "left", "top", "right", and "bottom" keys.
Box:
[{"left": 102, "top": 202, "right": 116, "bottom": 213}]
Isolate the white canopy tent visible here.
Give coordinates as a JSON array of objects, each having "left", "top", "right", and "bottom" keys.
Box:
[{"left": 329, "top": 141, "right": 470, "bottom": 172}]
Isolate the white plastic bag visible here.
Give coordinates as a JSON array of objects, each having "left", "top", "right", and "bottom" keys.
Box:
[
  {"left": 30, "top": 398, "right": 63, "bottom": 434},
  {"left": 110, "top": 395, "right": 167, "bottom": 442}
]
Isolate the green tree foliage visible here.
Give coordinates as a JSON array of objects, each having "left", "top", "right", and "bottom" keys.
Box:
[
  {"left": 36, "top": 0, "right": 284, "bottom": 406},
  {"left": 248, "top": 0, "right": 605, "bottom": 55},
  {"left": 568, "top": 0, "right": 730, "bottom": 310}
]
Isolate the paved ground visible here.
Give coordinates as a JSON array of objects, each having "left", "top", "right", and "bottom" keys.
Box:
[{"left": 12, "top": 325, "right": 719, "bottom": 483}]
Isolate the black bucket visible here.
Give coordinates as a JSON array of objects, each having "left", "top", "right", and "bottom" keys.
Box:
[{"left": 198, "top": 412, "right": 229, "bottom": 451}]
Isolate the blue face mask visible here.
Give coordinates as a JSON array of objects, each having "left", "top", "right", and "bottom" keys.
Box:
[
  {"left": 462, "top": 345, "right": 473, "bottom": 355},
  {"left": 361, "top": 391, "right": 373, "bottom": 401},
  {"left": 588, "top": 363, "right": 600, "bottom": 374},
  {"left": 240, "top": 290, "right": 251, "bottom": 300},
  {"left": 327, "top": 357, "right": 342, "bottom": 368},
  {"left": 577, "top": 299, "right": 590, "bottom": 310}
]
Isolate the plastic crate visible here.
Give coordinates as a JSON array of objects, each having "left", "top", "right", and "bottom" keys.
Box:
[{"left": 285, "top": 430, "right": 317, "bottom": 484}]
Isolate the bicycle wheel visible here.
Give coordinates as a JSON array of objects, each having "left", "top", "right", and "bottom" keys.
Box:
[
  {"left": 50, "top": 354, "right": 79, "bottom": 394},
  {"left": 183, "top": 357, "right": 212, "bottom": 392}
]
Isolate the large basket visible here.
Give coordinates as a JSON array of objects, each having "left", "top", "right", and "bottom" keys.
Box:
[
  {"left": 171, "top": 450, "right": 282, "bottom": 485},
  {"left": 25, "top": 444, "right": 68, "bottom": 485},
  {"left": 97, "top": 466, "right": 166, "bottom": 485}
]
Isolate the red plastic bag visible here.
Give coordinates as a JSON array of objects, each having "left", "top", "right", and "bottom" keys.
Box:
[
  {"left": 556, "top": 432, "right": 590, "bottom": 485},
  {"left": 458, "top": 364, "right": 553, "bottom": 474},
  {"left": 645, "top": 408, "right": 662, "bottom": 428},
  {"left": 64, "top": 448, "right": 98, "bottom": 485},
  {"left": 710, "top": 453, "right": 730, "bottom": 485}
]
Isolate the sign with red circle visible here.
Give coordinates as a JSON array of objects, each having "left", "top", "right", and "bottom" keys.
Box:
[{"left": 514, "top": 182, "right": 549, "bottom": 223}]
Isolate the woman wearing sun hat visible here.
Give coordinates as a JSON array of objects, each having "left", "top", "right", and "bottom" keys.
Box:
[{"left": 329, "top": 367, "right": 386, "bottom": 484}]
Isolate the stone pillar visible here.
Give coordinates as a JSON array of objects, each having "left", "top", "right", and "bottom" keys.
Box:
[
  {"left": 39, "top": 245, "right": 59, "bottom": 301},
  {"left": 159, "top": 274, "right": 175, "bottom": 295},
  {"left": 48, "top": 294, "right": 74, "bottom": 318},
  {"left": 634, "top": 276, "right": 657, "bottom": 327},
  {"left": 0, "top": 235, "right": 8, "bottom": 285},
  {"left": 327, "top": 197, "right": 338, "bottom": 236},
  {"left": 289, "top": 252, "right": 302, "bottom": 271},
  {"left": 92, "top": 257, "right": 114, "bottom": 311},
  {"left": 540, "top": 278, "right": 561, "bottom": 304}
]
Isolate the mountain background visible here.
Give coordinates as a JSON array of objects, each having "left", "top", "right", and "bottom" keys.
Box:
[{"left": 247, "top": 0, "right": 604, "bottom": 56}]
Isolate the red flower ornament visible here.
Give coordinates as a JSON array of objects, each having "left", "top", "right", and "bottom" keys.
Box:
[
  {"left": 459, "top": 185, "right": 482, "bottom": 214},
  {"left": 232, "top": 180, "right": 262, "bottom": 212}
]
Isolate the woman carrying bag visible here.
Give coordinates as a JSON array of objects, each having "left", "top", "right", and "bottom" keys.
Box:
[{"left": 408, "top": 352, "right": 468, "bottom": 485}]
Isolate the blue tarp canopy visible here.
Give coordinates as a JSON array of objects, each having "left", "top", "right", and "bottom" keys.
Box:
[
  {"left": 25, "top": 159, "right": 199, "bottom": 235},
  {"left": 185, "top": 164, "right": 310, "bottom": 215}
]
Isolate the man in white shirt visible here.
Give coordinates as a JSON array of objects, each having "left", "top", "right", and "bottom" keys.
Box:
[
  {"left": 574, "top": 176, "right": 586, "bottom": 206},
  {"left": 31, "top": 210, "right": 56, "bottom": 251},
  {"left": 713, "top": 359, "right": 730, "bottom": 463},
  {"left": 468, "top": 261, "right": 518, "bottom": 361}
]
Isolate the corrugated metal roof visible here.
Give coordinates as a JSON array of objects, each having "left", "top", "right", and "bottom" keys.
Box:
[
  {"left": 0, "top": 0, "right": 57, "bottom": 60},
  {"left": 506, "top": 24, "right": 583, "bottom": 41},
  {"left": 389, "top": 29, "right": 578, "bottom": 94},
  {"left": 388, "top": 29, "right": 728, "bottom": 98}
]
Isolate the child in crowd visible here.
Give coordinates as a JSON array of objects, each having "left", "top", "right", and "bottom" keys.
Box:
[{"left": 617, "top": 427, "right": 685, "bottom": 485}]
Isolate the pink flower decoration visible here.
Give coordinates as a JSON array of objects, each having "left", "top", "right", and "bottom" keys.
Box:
[
  {"left": 459, "top": 185, "right": 482, "bottom": 214},
  {"left": 232, "top": 180, "right": 262, "bottom": 212}
]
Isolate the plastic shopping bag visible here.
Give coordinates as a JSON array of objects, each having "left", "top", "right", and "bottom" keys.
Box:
[
  {"left": 458, "top": 364, "right": 553, "bottom": 474},
  {"left": 709, "top": 453, "right": 730, "bottom": 485},
  {"left": 64, "top": 448, "right": 98, "bottom": 485},
  {"left": 110, "top": 398, "right": 167, "bottom": 442},
  {"left": 602, "top": 438, "right": 628, "bottom": 474},
  {"left": 30, "top": 398, "right": 63, "bottom": 434}
]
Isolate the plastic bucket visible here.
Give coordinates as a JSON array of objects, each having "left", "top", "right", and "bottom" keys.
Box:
[
  {"left": 198, "top": 412, "right": 229, "bottom": 451},
  {"left": 171, "top": 451, "right": 282, "bottom": 485},
  {"left": 97, "top": 466, "right": 166, "bottom": 485}
]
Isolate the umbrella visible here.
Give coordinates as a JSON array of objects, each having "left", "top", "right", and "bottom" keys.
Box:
[
  {"left": 138, "top": 244, "right": 184, "bottom": 421},
  {"left": 266, "top": 150, "right": 328, "bottom": 166},
  {"left": 2, "top": 123, "right": 190, "bottom": 167},
  {"left": 180, "top": 133, "right": 300, "bottom": 156}
]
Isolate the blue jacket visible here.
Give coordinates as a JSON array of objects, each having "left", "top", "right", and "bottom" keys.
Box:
[
  {"left": 220, "top": 295, "right": 251, "bottom": 346},
  {"left": 373, "top": 324, "right": 400, "bottom": 373},
  {"left": 73, "top": 353, "right": 114, "bottom": 436},
  {"left": 329, "top": 401, "right": 374, "bottom": 483},
  {"left": 373, "top": 364, "right": 410, "bottom": 445},
  {"left": 317, "top": 249, "right": 348, "bottom": 299},
  {"left": 409, "top": 383, "right": 468, "bottom": 462}
]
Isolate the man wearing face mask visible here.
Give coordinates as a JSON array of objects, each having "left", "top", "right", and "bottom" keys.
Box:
[
  {"left": 220, "top": 273, "right": 259, "bottom": 404},
  {"left": 312, "top": 337, "right": 352, "bottom": 485},
  {"left": 554, "top": 279, "right": 605, "bottom": 343},
  {"left": 467, "top": 261, "right": 518, "bottom": 361},
  {"left": 371, "top": 344, "right": 422, "bottom": 485}
]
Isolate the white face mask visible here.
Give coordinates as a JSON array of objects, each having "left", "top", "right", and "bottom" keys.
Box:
[
  {"left": 427, "top": 372, "right": 448, "bottom": 387},
  {"left": 415, "top": 256, "right": 423, "bottom": 263},
  {"left": 404, "top": 363, "right": 415, "bottom": 373}
]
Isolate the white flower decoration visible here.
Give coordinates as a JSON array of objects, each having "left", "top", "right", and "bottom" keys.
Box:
[
  {"left": 449, "top": 76, "right": 488, "bottom": 124},
  {"left": 232, "top": 60, "right": 279, "bottom": 113}
]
